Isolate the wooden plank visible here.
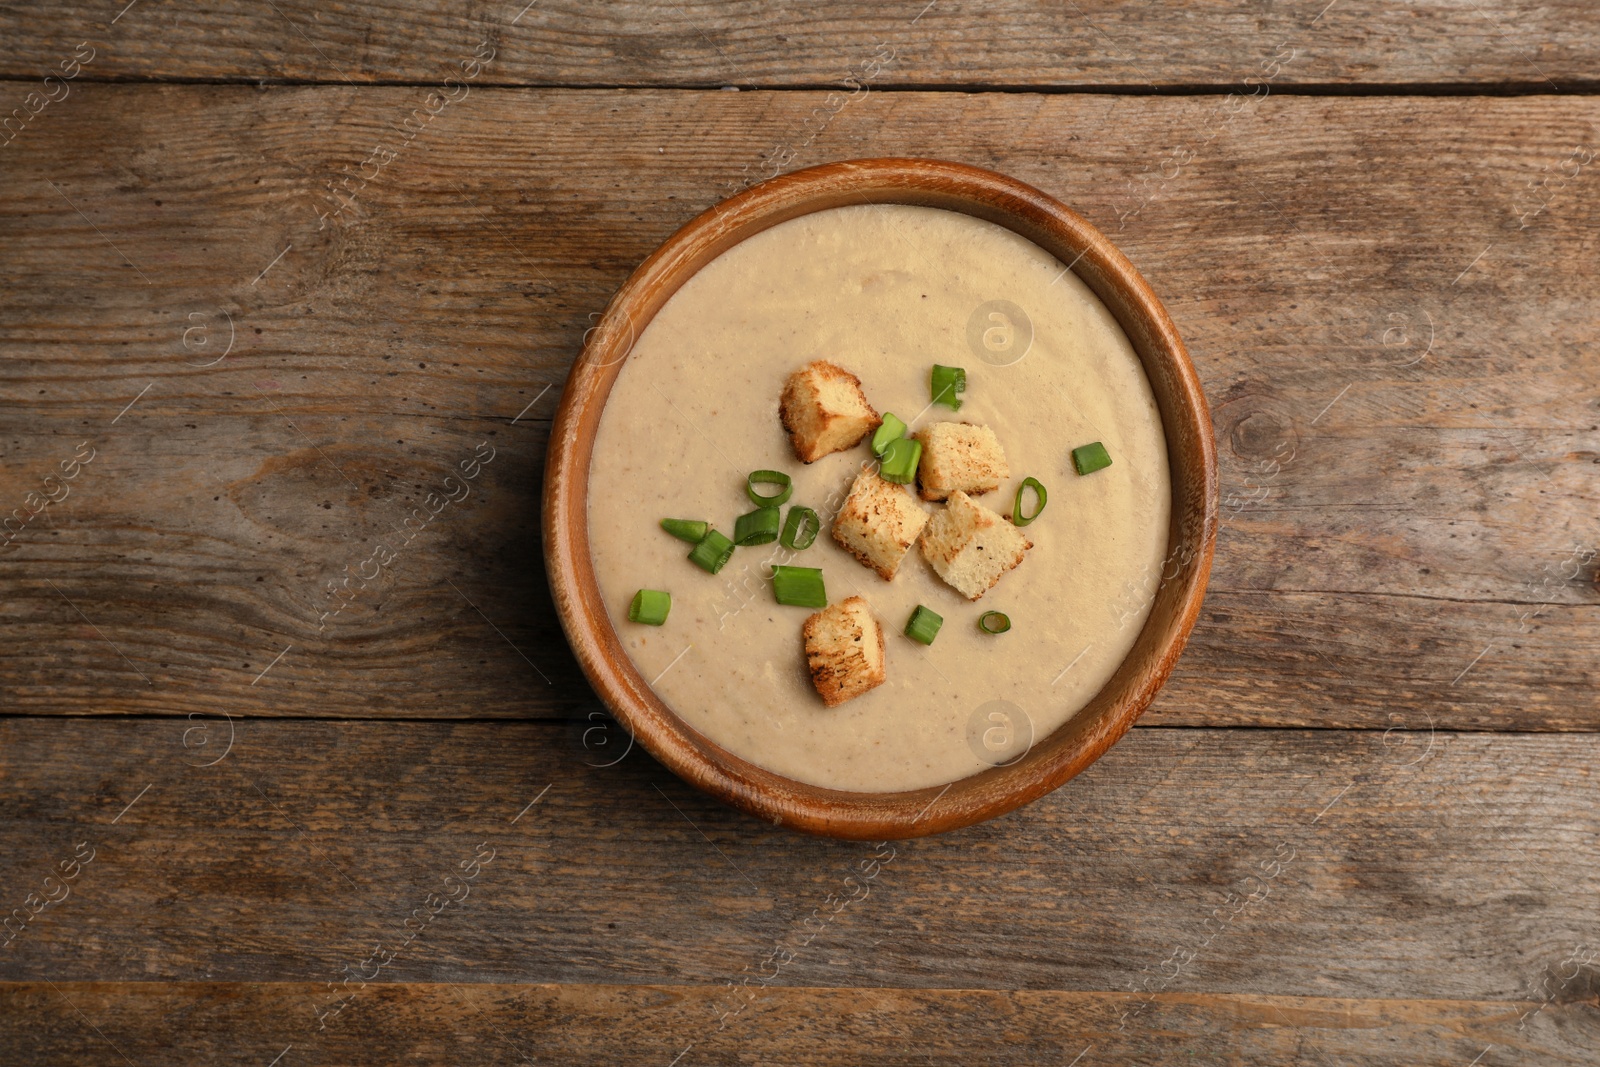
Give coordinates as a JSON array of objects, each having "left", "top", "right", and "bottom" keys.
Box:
[
  {"left": 4, "top": 981, "right": 1591, "bottom": 1066},
  {"left": 0, "top": 87, "right": 1596, "bottom": 726},
  {"left": 2, "top": 2, "right": 1599, "bottom": 89},
  {"left": 1149, "top": 592, "right": 1600, "bottom": 731},
  {"left": 1, "top": 720, "right": 1595, "bottom": 1006}
]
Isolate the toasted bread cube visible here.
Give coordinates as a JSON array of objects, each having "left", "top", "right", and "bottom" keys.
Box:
[
  {"left": 803, "top": 596, "right": 886, "bottom": 707},
  {"left": 780, "top": 360, "right": 881, "bottom": 463},
  {"left": 914, "top": 421, "right": 1009, "bottom": 501},
  {"left": 920, "top": 490, "right": 1031, "bottom": 600},
  {"left": 831, "top": 468, "right": 930, "bottom": 581}
]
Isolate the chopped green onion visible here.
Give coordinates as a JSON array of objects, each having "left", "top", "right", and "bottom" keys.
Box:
[
  {"left": 1011, "top": 477, "right": 1047, "bottom": 527},
  {"left": 628, "top": 589, "right": 672, "bottom": 626},
  {"left": 746, "top": 470, "right": 793, "bottom": 507},
  {"left": 660, "top": 518, "right": 710, "bottom": 543},
  {"left": 734, "top": 506, "right": 781, "bottom": 546},
  {"left": 931, "top": 364, "right": 966, "bottom": 411},
  {"left": 688, "top": 529, "right": 735, "bottom": 574},
  {"left": 904, "top": 605, "right": 943, "bottom": 645},
  {"left": 771, "top": 565, "right": 827, "bottom": 608},
  {"left": 977, "top": 611, "right": 1012, "bottom": 635},
  {"left": 879, "top": 437, "right": 922, "bottom": 485},
  {"left": 781, "top": 505, "right": 820, "bottom": 550},
  {"left": 871, "top": 412, "right": 908, "bottom": 457},
  {"left": 1071, "top": 441, "right": 1112, "bottom": 476}
]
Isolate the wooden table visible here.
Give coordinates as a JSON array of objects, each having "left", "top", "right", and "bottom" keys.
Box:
[{"left": 3, "top": 3, "right": 1597, "bottom": 1064}]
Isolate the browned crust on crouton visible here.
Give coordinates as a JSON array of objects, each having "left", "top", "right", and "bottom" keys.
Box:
[
  {"left": 830, "top": 524, "right": 896, "bottom": 581},
  {"left": 914, "top": 421, "right": 1007, "bottom": 501},
  {"left": 832, "top": 537, "right": 896, "bottom": 579},
  {"left": 829, "top": 470, "right": 928, "bottom": 581},
  {"left": 802, "top": 596, "right": 886, "bottom": 707},
  {"left": 779, "top": 407, "right": 823, "bottom": 464},
  {"left": 779, "top": 361, "right": 881, "bottom": 463}
]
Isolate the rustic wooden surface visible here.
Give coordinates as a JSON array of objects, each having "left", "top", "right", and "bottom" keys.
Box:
[
  {"left": 3, "top": 1, "right": 1600, "bottom": 89},
  {"left": 4, "top": 721, "right": 1597, "bottom": 990},
  {"left": 8, "top": 984, "right": 1598, "bottom": 1066},
  {"left": 3, "top": 722, "right": 1599, "bottom": 1062},
  {"left": 2, "top": 3, "right": 1598, "bottom": 1064},
  {"left": 1, "top": 88, "right": 1597, "bottom": 730}
]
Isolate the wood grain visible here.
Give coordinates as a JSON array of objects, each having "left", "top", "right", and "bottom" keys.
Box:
[
  {"left": 2, "top": 2, "right": 1598, "bottom": 89},
  {"left": 2, "top": 720, "right": 1596, "bottom": 1005},
  {"left": 1157, "top": 592, "right": 1600, "bottom": 730},
  {"left": 3, "top": 4, "right": 1594, "bottom": 1063},
  {"left": 7, "top": 982, "right": 1596, "bottom": 1066},
  {"left": 0, "top": 87, "right": 1596, "bottom": 728}
]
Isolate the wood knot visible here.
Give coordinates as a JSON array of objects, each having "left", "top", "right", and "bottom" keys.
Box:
[{"left": 1228, "top": 410, "right": 1297, "bottom": 462}]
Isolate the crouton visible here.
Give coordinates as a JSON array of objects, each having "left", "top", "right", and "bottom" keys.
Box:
[
  {"left": 831, "top": 468, "right": 930, "bottom": 580},
  {"left": 913, "top": 421, "right": 1009, "bottom": 501},
  {"left": 780, "top": 360, "right": 881, "bottom": 463},
  {"left": 919, "top": 490, "right": 1031, "bottom": 600},
  {"left": 802, "top": 595, "right": 886, "bottom": 707}
]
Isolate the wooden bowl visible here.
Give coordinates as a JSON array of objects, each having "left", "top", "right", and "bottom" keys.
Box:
[{"left": 544, "top": 158, "right": 1216, "bottom": 839}]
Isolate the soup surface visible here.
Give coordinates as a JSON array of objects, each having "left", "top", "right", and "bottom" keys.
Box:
[{"left": 587, "top": 204, "right": 1171, "bottom": 792}]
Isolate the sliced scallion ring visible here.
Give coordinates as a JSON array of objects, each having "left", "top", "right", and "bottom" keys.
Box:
[
  {"left": 771, "top": 565, "right": 827, "bottom": 608},
  {"left": 660, "top": 518, "right": 710, "bottom": 543},
  {"left": 628, "top": 589, "right": 671, "bottom": 625},
  {"left": 931, "top": 364, "right": 966, "bottom": 411},
  {"left": 1071, "top": 441, "right": 1112, "bottom": 476},
  {"left": 734, "top": 506, "right": 781, "bottom": 546},
  {"left": 1011, "top": 477, "right": 1047, "bottom": 527},
  {"left": 879, "top": 437, "right": 922, "bottom": 485},
  {"left": 781, "top": 505, "right": 820, "bottom": 550},
  {"left": 687, "top": 529, "right": 735, "bottom": 574},
  {"left": 871, "top": 412, "right": 908, "bottom": 457},
  {"left": 746, "top": 470, "right": 793, "bottom": 507},
  {"left": 977, "top": 611, "right": 1012, "bottom": 635},
  {"left": 904, "top": 605, "right": 943, "bottom": 645}
]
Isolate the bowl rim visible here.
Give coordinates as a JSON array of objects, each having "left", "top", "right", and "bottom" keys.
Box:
[{"left": 543, "top": 157, "right": 1217, "bottom": 839}]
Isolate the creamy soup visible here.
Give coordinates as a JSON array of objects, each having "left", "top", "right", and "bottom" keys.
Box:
[{"left": 587, "top": 204, "right": 1170, "bottom": 793}]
